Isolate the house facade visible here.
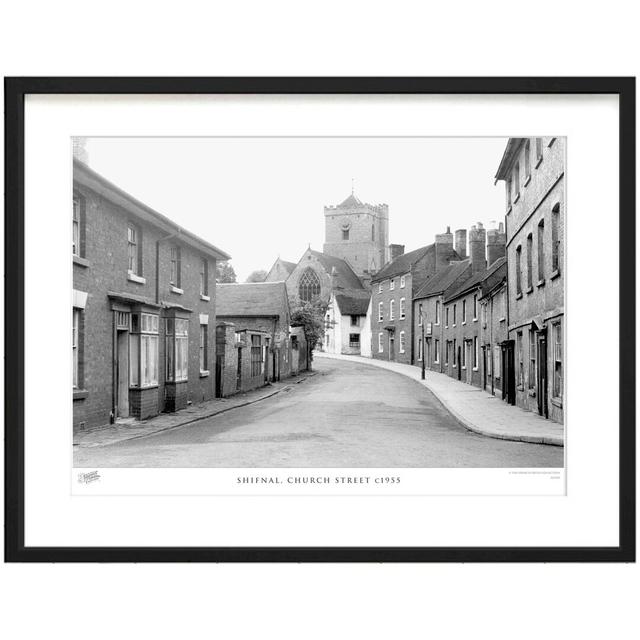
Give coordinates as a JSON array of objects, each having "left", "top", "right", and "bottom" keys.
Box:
[
  {"left": 370, "top": 229, "right": 460, "bottom": 364},
  {"left": 495, "top": 137, "right": 565, "bottom": 423},
  {"left": 215, "top": 281, "right": 302, "bottom": 397},
  {"left": 479, "top": 276, "right": 509, "bottom": 400},
  {"left": 72, "top": 158, "right": 230, "bottom": 432},
  {"left": 324, "top": 289, "right": 372, "bottom": 356}
]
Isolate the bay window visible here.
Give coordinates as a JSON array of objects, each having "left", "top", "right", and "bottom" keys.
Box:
[
  {"left": 130, "top": 312, "right": 159, "bottom": 387},
  {"left": 166, "top": 317, "right": 189, "bottom": 382}
]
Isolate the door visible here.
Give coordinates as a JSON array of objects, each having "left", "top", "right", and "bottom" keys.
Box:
[
  {"left": 537, "top": 334, "right": 548, "bottom": 418},
  {"left": 116, "top": 330, "right": 129, "bottom": 418},
  {"left": 389, "top": 335, "right": 395, "bottom": 361},
  {"left": 482, "top": 346, "right": 487, "bottom": 391},
  {"left": 502, "top": 342, "right": 516, "bottom": 405},
  {"left": 466, "top": 342, "right": 472, "bottom": 384},
  {"left": 236, "top": 347, "right": 242, "bottom": 390},
  {"left": 215, "top": 354, "right": 224, "bottom": 397},
  {"left": 457, "top": 345, "right": 462, "bottom": 380}
]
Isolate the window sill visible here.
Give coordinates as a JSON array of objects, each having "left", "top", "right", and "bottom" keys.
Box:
[
  {"left": 73, "top": 389, "right": 88, "bottom": 400},
  {"left": 473, "top": 318, "right": 478, "bottom": 323},
  {"left": 515, "top": 292, "right": 523, "bottom": 300},
  {"left": 73, "top": 255, "right": 90, "bottom": 268},
  {"left": 499, "top": 317, "right": 506, "bottom": 323},
  {"left": 166, "top": 379, "right": 188, "bottom": 385},
  {"left": 537, "top": 278, "right": 545, "bottom": 288},
  {"left": 200, "top": 294, "right": 210, "bottom": 302},
  {"left": 526, "top": 286, "right": 533, "bottom": 294},
  {"left": 452, "top": 324, "right": 456, "bottom": 328},
  {"left": 127, "top": 271, "right": 146, "bottom": 285},
  {"left": 461, "top": 321, "right": 466, "bottom": 326},
  {"left": 170, "top": 286, "right": 184, "bottom": 295},
  {"left": 551, "top": 396, "right": 563, "bottom": 408},
  {"left": 550, "top": 269, "right": 561, "bottom": 280},
  {"left": 535, "top": 155, "right": 543, "bottom": 169},
  {"left": 200, "top": 370, "right": 210, "bottom": 378},
  {"left": 399, "top": 316, "right": 405, "bottom": 320},
  {"left": 514, "top": 192, "right": 521, "bottom": 204},
  {"left": 523, "top": 175, "right": 531, "bottom": 187}
]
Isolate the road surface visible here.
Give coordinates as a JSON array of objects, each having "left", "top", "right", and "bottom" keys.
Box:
[{"left": 74, "top": 357, "right": 563, "bottom": 468}]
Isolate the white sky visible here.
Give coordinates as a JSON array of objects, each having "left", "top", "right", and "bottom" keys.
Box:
[{"left": 84, "top": 137, "right": 508, "bottom": 281}]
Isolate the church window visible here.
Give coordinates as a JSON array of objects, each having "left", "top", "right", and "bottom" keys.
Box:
[{"left": 298, "top": 268, "right": 321, "bottom": 302}]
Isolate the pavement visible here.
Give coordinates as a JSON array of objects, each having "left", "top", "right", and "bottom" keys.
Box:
[
  {"left": 73, "top": 370, "right": 316, "bottom": 449},
  {"left": 73, "top": 357, "right": 563, "bottom": 468},
  {"left": 315, "top": 351, "right": 564, "bottom": 446}
]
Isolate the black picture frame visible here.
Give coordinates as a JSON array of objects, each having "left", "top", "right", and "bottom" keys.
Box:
[{"left": 4, "top": 77, "right": 635, "bottom": 563}]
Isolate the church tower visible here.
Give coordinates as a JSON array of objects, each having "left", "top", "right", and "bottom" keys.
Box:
[{"left": 323, "top": 191, "right": 389, "bottom": 278}]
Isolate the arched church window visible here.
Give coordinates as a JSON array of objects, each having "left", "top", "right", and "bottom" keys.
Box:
[{"left": 299, "top": 268, "right": 321, "bottom": 302}]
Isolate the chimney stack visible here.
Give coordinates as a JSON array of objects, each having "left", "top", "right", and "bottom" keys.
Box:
[
  {"left": 468, "top": 222, "right": 487, "bottom": 274},
  {"left": 389, "top": 244, "right": 405, "bottom": 261},
  {"left": 72, "top": 137, "right": 89, "bottom": 164},
  {"left": 455, "top": 229, "right": 467, "bottom": 258},
  {"left": 486, "top": 221, "right": 506, "bottom": 266},
  {"left": 435, "top": 226, "right": 454, "bottom": 272}
]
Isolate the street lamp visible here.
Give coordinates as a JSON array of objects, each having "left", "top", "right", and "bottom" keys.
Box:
[{"left": 421, "top": 308, "right": 426, "bottom": 380}]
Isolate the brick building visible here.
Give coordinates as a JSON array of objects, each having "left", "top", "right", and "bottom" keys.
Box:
[
  {"left": 370, "top": 231, "right": 460, "bottom": 364},
  {"left": 72, "top": 158, "right": 230, "bottom": 432},
  {"left": 495, "top": 137, "right": 565, "bottom": 423},
  {"left": 215, "top": 281, "right": 303, "bottom": 397}
]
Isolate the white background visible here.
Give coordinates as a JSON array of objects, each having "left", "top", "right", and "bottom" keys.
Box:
[{"left": 1, "top": 1, "right": 638, "bottom": 639}]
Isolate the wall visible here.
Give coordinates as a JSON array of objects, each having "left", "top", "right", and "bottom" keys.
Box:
[
  {"left": 479, "top": 282, "right": 508, "bottom": 396},
  {"left": 72, "top": 182, "right": 218, "bottom": 431}
]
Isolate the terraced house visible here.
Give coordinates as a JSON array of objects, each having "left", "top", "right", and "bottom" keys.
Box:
[
  {"left": 495, "top": 137, "right": 565, "bottom": 424},
  {"left": 72, "top": 157, "right": 230, "bottom": 432}
]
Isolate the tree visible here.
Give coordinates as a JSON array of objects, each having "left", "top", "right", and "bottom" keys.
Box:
[
  {"left": 245, "top": 269, "right": 268, "bottom": 283},
  {"left": 216, "top": 261, "right": 237, "bottom": 283},
  {"left": 290, "top": 298, "right": 328, "bottom": 369}
]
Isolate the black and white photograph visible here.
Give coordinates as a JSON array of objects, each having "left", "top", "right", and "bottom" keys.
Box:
[{"left": 71, "top": 135, "right": 565, "bottom": 472}]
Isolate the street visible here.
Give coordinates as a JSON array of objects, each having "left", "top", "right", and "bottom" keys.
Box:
[{"left": 74, "top": 357, "right": 564, "bottom": 468}]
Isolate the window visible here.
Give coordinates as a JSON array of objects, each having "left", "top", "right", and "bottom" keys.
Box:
[
  {"left": 524, "top": 139, "right": 531, "bottom": 180},
  {"left": 481, "top": 302, "right": 487, "bottom": 325},
  {"left": 516, "top": 245, "right": 523, "bottom": 295},
  {"left": 399, "top": 298, "right": 406, "bottom": 319},
  {"left": 390, "top": 279, "right": 395, "bottom": 290},
  {"left": 517, "top": 331, "right": 524, "bottom": 388},
  {"left": 170, "top": 246, "right": 181, "bottom": 287},
  {"left": 434, "top": 339, "right": 440, "bottom": 363},
  {"left": 378, "top": 282, "right": 383, "bottom": 293},
  {"left": 529, "top": 328, "right": 536, "bottom": 389},
  {"left": 299, "top": 268, "right": 321, "bottom": 302},
  {"left": 418, "top": 303, "right": 423, "bottom": 326},
  {"left": 462, "top": 299, "right": 466, "bottom": 323},
  {"left": 552, "top": 203, "right": 561, "bottom": 273},
  {"left": 445, "top": 306, "right": 449, "bottom": 327},
  {"left": 553, "top": 322, "right": 563, "bottom": 399},
  {"left": 200, "top": 324, "right": 208, "bottom": 373},
  {"left": 435, "top": 300, "right": 440, "bottom": 325},
  {"left": 537, "top": 220, "right": 545, "bottom": 281},
  {"left": 473, "top": 336, "right": 478, "bottom": 369},
  {"left": 72, "top": 308, "right": 80, "bottom": 388},
  {"left": 514, "top": 162, "right": 520, "bottom": 199},
  {"left": 342, "top": 228, "right": 349, "bottom": 241},
  {"left": 390, "top": 299, "right": 395, "bottom": 320},
  {"left": 378, "top": 333, "right": 384, "bottom": 353},
  {"left": 399, "top": 331, "right": 406, "bottom": 353},
  {"left": 473, "top": 295, "right": 477, "bottom": 320},
  {"left": 349, "top": 333, "right": 360, "bottom": 348},
  {"left": 128, "top": 225, "right": 140, "bottom": 275},
  {"left": 453, "top": 303, "right": 457, "bottom": 326},
  {"left": 72, "top": 197, "right": 81, "bottom": 257},
  {"left": 461, "top": 340, "right": 467, "bottom": 368},
  {"left": 200, "top": 258, "right": 209, "bottom": 296},
  {"left": 378, "top": 302, "right": 384, "bottom": 322},
  {"left": 166, "top": 317, "right": 188, "bottom": 382},
  {"left": 250, "top": 334, "right": 262, "bottom": 377},
  {"left": 350, "top": 315, "right": 359, "bottom": 327},
  {"left": 130, "top": 312, "right": 159, "bottom": 388},
  {"left": 526, "top": 233, "right": 533, "bottom": 290},
  {"left": 400, "top": 275, "right": 406, "bottom": 288},
  {"left": 445, "top": 341, "right": 449, "bottom": 365},
  {"left": 493, "top": 345, "right": 501, "bottom": 379},
  {"left": 487, "top": 343, "right": 492, "bottom": 376},
  {"left": 535, "top": 137, "right": 543, "bottom": 165}
]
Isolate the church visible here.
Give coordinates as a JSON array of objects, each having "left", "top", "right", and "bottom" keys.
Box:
[{"left": 265, "top": 190, "right": 390, "bottom": 356}]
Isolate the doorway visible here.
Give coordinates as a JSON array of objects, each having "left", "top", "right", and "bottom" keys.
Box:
[
  {"left": 236, "top": 347, "right": 242, "bottom": 391},
  {"left": 116, "top": 330, "right": 129, "bottom": 418},
  {"left": 389, "top": 335, "right": 395, "bottom": 361},
  {"left": 457, "top": 345, "right": 462, "bottom": 380},
  {"left": 465, "top": 341, "right": 472, "bottom": 384},
  {"left": 537, "top": 332, "right": 548, "bottom": 418},
  {"left": 501, "top": 341, "right": 516, "bottom": 405}
]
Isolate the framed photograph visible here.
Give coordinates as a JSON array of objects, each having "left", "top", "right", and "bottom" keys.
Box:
[{"left": 4, "top": 77, "right": 635, "bottom": 562}]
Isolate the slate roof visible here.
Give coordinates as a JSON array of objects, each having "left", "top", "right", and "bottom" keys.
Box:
[
  {"left": 334, "top": 289, "right": 371, "bottom": 316},
  {"left": 216, "top": 281, "right": 289, "bottom": 317},
  {"left": 444, "top": 257, "right": 507, "bottom": 303},
  {"left": 338, "top": 193, "right": 363, "bottom": 208},
  {"left": 308, "top": 250, "right": 364, "bottom": 290},
  {"left": 371, "top": 245, "right": 433, "bottom": 283},
  {"left": 413, "top": 259, "right": 471, "bottom": 300}
]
